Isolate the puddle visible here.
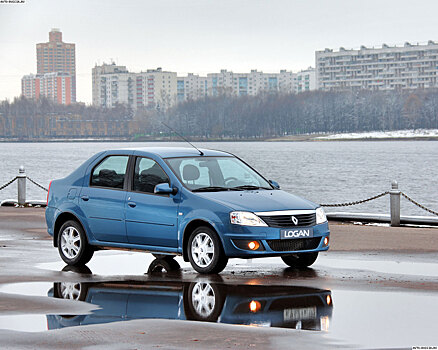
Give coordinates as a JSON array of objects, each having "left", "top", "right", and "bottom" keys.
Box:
[
  {"left": 0, "top": 277, "right": 438, "bottom": 348},
  {"left": 0, "top": 280, "right": 333, "bottom": 333},
  {"left": 315, "top": 255, "right": 438, "bottom": 277},
  {"left": 0, "top": 314, "right": 48, "bottom": 332},
  {"left": 329, "top": 289, "right": 438, "bottom": 348},
  {"left": 0, "top": 282, "right": 53, "bottom": 297}
]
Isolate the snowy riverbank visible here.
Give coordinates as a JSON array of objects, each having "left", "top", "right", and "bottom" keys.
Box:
[{"left": 315, "top": 129, "right": 438, "bottom": 140}]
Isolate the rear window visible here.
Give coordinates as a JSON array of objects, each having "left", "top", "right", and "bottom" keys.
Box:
[{"left": 90, "top": 155, "right": 129, "bottom": 189}]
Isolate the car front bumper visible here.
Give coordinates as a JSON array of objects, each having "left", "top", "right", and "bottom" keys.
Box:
[{"left": 221, "top": 222, "right": 330, "bottom": 258}]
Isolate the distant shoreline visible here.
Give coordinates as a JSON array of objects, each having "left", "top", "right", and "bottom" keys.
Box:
[{"left": 0, "top": 136, "right": 437, "bottom": 143}]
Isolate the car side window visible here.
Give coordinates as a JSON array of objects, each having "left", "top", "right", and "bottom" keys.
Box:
[
  {"left": 91, "top": 155, "right": 129, "bottom": 189},
  {"left": 133, "top": 157, "right": 170, "bottom": 194}
]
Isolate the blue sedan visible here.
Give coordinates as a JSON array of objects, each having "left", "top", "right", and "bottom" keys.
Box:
[{"left": 45, "top": 147, "right": 330, "bottom": 273}]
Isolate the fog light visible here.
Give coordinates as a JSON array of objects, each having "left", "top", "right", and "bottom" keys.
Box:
[
  {"left": 248, "top": 241, "right": 260, "bottom": 250},
  {"left": 326, "top": 295, "right": 332, "bottom": 305},
  {"left": 323, "top": 236, "right": 329, "bottom": 246},
  {"left": 249, "top": 300, "right": 261, "bottom": 313}
]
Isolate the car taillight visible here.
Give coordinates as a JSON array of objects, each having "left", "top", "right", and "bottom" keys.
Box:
[{"left": 46, "top": 181, "right": 52, "bottom": 206}]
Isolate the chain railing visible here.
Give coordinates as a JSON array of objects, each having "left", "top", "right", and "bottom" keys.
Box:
[
  {"left": 320, "top": 181, "right": 438, "bottom": 220},
  {"left": 26, "top": 176, "right": 49, "bottom": 192},
  {"left": 0, "top": 177, "right": 18, "bottom": 192},
  {"left": 400, "top": 192, "right": 438, "bottom": 216},
  {"left": 320, "top": 191, "right": 390, "bottom": 207}
]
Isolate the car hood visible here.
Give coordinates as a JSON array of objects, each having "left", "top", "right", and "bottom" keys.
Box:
[{"left": 196, "top": 190, "right": 317, "bottom": 212}]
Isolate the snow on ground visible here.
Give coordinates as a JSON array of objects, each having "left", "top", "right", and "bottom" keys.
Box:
[{"left": 315, "top": 129, "right": 438, "bottom": 140}]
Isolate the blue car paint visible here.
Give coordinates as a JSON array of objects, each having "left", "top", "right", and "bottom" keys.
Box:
[{"left": 46, "top": 147, "right": 330, "bottom": 259}]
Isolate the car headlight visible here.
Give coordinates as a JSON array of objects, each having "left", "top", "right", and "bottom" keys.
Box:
[
  {"left": 316, "top": 207, "right": 327, "bottom": 224},
  {"left": 230, "top": 211, "right": 267, "bottom": 227}
]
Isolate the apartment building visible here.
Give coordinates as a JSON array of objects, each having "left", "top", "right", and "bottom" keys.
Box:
[
  {"left": 316, "top": 41, "right": 438, "bottom": 91},
  {"left": 92, "top": 64, "right": 177, "bottom": 110},
  {"left": 21, "top": 72, "right": 73, "bottom": 105},
  {"left": 295, "top": 68, "right": 316, "bottom": 93},
  {"left": 36, "top": 29, "right": 76, "bottom": 102},
  {"left": 206, "top": 69, "right": 297, "bottom": 97},
  {"left": 177, "top": 73, "right": 208, "bottom": 102}
]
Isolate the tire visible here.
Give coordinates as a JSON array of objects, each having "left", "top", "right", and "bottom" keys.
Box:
[
  {"left": 57, "top": 220, "right": 94, "bottom": 266},
  {"left": 183, "top": 281, "right": 225, "bottom": 322},
  {"left": 187, "top": 226, "right": 228, "bottom": 274},
  {"left": 281, "top": 252, "right": 319, "bottom": 268},
  {"left": 148, "top": 256, "right": 181, "bottom": 274}
]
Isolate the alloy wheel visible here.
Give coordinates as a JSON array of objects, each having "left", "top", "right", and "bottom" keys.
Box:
[
  {"left": 60, "top": 226, "right": 81, "bottom": 259},
  {"left": 191, "top": 232, "right": 215, "bottom": 268}
]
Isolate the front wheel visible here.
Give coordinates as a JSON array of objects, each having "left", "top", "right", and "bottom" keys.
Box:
[
  {"left": 58, "top": 220, "right": 94, "bottom": 266},
  {"left": 281, "top": 252, "right": 319, "bottom": 268},
  {"left": 187, "top": 226, "right": 228, "bottom": 274}
]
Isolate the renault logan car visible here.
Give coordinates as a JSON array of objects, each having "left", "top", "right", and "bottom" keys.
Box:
[{"left": 45, "top": 147, "right": 330, "bottom": 273}]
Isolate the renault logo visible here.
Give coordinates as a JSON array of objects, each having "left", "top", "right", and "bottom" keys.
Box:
[{"left": 291, "top": 216, "right": 299, "bottom": 225}]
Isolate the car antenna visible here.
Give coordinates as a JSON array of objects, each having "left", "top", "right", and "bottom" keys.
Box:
[{"left": 161, "top": 122, "right": 204, "bottom": 156}]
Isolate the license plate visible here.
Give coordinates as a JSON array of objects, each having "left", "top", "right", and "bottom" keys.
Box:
[
  {"left": 284, "top": 307, "right": 317, "bottom": 321},
  {"left": 280, "top": 228, "right": 313, "bottom": 239}
]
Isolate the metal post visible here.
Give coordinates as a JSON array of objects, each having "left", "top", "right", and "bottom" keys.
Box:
[
  {"left": 390, "top": 180, "right": 400, "bottom": 227},
  {"left": 17, "top": 166, "right": 26, "bottom": 206}
]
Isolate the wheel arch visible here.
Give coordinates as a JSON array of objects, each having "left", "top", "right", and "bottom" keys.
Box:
[
  {"left": 53, "top": 211, "right": 88, "bottom": 248},
  {"left": 182, "top": 219, "right": 224, "bottom": 262}
]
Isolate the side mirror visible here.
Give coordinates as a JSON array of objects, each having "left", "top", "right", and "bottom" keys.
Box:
[
  {"left": 269, "top": 180, "right": 280, "bottom": 189},
  {"left": 154, "top": 183, "right": 178, "bottom": 195}
]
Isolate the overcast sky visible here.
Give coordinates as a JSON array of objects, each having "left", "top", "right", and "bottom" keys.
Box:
[{"left": 1, "top": 0, "right": 437, "bottom": 104}]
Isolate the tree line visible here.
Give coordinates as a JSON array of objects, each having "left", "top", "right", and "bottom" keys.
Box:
[{"left": 1, "top": 90, "right": 437, "bottom": 139}]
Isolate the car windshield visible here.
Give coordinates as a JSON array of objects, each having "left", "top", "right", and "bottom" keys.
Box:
[{"left": 166, "top": 156, "right": 273, "bottom": 191}]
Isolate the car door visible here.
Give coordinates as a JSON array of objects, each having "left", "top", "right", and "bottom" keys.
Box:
[
  {"left": 125, "top": 156, "right": 179, "bottom": 248},
  {"left": 79, "top": 154, "right": 129, "bottom": 243}
]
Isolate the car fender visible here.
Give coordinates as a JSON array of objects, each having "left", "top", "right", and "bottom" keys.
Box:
[
  {"left": 54, "top": 202, "right": 96, "bottom": 244},
  {"left": 179, "top": 209, "right": 228, "bottom": 253}
]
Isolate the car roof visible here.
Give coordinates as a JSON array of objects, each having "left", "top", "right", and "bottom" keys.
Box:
[{"left": 109, "top": 147, "right": 233, "bottom": 158}]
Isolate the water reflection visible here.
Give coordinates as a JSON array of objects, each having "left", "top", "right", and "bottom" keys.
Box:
[{"left": 47, "top": 261, "right": 332, "bottom": 331}]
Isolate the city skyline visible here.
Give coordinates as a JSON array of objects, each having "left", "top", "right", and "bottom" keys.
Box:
[{"left": 2, "top": 0, "right": 438, "bottom": 104}]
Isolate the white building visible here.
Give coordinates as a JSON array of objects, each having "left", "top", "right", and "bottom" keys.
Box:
[
  {"left": 206, "top": 69, "right": 296, "bottom": 97},
  {"left": 316, "top": 41, "right": 438, "bottom": 91},
  {"left": 177, "top": 73, "right": 208, "bottom": 102},
  {"left": 295, "top": 68, "right": 316, "bottom": 93},
  {"left": 92, "top": 64, "right": 177, "bottom": 110}
]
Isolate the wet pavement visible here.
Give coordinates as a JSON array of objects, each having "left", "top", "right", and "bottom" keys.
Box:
[{"left": 1, "top": 208, "right": 438, "bottom": 349}]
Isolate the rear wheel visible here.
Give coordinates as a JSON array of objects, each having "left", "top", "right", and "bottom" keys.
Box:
[
  {"left": 187, "top": 226, "right": 228, "bottom": 274},
  {"left": 58, "top": 220, "right": 94, "bottom": 266},
  {"left": 281, "top": 252, "right": 319, "bottom": 268}
]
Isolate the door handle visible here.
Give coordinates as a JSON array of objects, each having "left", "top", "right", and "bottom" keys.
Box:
[
  {"left": 127, "top": 201, "right": 136, "bottom": 208},
  {"left": 81, "top": 195, "right": 89, "bottom": 201}
]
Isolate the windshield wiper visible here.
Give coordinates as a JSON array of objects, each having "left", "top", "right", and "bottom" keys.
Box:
[
  {"left": 231, "top": 185, "right": 272, "bottom": 190},
  {"left": 192, "top": 186, "right": 238, "bottom": 192}
]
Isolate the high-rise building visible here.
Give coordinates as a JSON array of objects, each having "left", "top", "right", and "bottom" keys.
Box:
[
  {"left": 36, "top": 28, "right": 76, "bottom": 102},
  {"left": 206, "top": 69, "right": 297, "bottom": 97},
  {"left": 21, "top": 72, "right": 73, "bottom": 105},
  {"left": 177, "top": 73, "right": 208, "bottom": 102},
  {"left": 295, "top": 68, "right": 316, "bottom": 93},
  {"left": 316, "top": 41, "right": 438, "bottom": 91},
  {"left": 92, "top": 64, "right": 177, "bottom": 110}
]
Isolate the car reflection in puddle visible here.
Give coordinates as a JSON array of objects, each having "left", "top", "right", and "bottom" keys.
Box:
[{"left": 47, "top": 260, "right": 332, "bottom": 331}]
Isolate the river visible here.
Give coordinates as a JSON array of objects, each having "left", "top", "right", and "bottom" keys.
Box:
[{"left": 0, "top": 141, "right": 436, "bottom": 217}]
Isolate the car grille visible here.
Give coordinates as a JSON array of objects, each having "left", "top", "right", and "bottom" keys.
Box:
[
  {"left": 259, "top": 213, "right": 316, "bottom": 228},
  {"left": 266, "top": 237, "right": 321, "bottom": 252}
]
